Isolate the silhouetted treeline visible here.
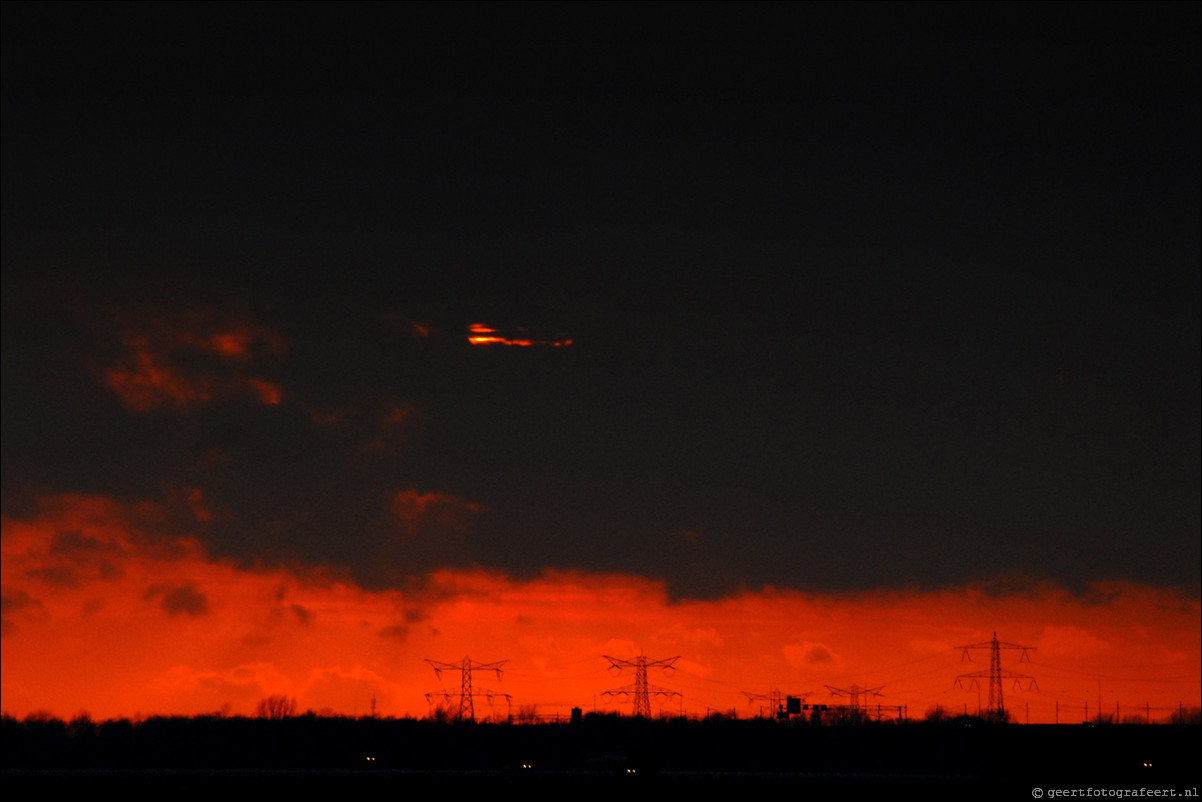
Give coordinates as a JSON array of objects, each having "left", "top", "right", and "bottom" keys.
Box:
[{"left": 4, "top": 711, "right": 1199, "bottom": 789}]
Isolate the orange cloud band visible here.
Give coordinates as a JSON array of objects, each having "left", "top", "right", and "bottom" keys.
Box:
[{"left": 3, "top": 494, "right": 1198, "bottom": 723}]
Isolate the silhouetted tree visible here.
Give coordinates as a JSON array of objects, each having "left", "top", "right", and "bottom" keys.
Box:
[
  {"left": 924, "top": 705, "right": 948, "bottom": 723},
  {"left": 1169, "top": 706, "right": 1202, "bottom": 725},
  {"left": 68, "top": 712, "right": 96, "bottom": 738},
  {"left": 255, "top": 695, "right": 297, "bottom": 719}
]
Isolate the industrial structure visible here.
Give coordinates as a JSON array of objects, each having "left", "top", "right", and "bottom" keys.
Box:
[
  {"left": 425, "top": 656, "right": 511, "bottom": 721},
  {"left": 954, "top": 632, "right": 1037, "bottom": 720},
  {"left": 602, "top": 654, "right": 680, "bottom": 717}
]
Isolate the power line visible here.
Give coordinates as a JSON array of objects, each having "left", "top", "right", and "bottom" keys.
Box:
[
  {"left": 602, "top": 654, "right": 680, "bottom": 717},
  {"left": 425, "top": 656, "right": 510, "bottom": 721},
  {"left": 954, "top": 632, "right": 1036, "bottom": 720},
  {"left": 825, "top": 683, "right": 885, "bottom": 709}
]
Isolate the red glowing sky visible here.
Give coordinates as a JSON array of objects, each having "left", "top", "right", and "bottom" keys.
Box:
[{"left": 3, "top": 493, "right": 1197, "bottom": 723}]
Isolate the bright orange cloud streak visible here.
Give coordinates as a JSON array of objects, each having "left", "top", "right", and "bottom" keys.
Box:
[
  {"left": 3, "top": 493, "right": 1198, "bottom": 724},
  {"left": 468, "top": 323, "right": 572, "bottom": 347}
]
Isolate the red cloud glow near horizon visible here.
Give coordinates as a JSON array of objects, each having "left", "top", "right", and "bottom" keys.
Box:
[{"left": 3, "top": 492, "right": 1197, "bottom": 724}]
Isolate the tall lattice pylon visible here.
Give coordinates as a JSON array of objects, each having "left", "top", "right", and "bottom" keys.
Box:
[
  {"left": 825, "top": 683, "right": 884, "bottom": 710},
  {"left": 954, "top": 632, "right": 1036, "bottom": 721},
  {"left": 425, "top": 657, "right": 509, "bottom": 721},
  {"left": 602, "top": 654, "right": 680, "bottom": 717},
  {"left": 743, "top": 688, "right": 784, "bottom": 717}
]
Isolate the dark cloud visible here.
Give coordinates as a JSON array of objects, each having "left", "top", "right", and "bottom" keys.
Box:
[
  {"left": 804, "top": 645, "right": 836, "bottom": 666},
  {"left": 27, "top": 531, "right": 126, "bottom": 588},
  {"left": 1, "top": 589, "right": 41, "bottom": 637},
  {"left": 147, "top": 584, "right": 209, "bottom": 617},
  {"left": 2, "top": 2, "right": 1198, "bottom": 601},
  {"left": 378, "top": 624, "right": 410, "bottom": 643}
]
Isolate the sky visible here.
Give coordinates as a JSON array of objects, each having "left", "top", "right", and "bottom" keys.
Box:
[{"left": 2, "top": 2, "right": 1199, "bottom": 724}]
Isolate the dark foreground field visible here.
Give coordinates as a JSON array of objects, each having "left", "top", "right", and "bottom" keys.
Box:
[{"left": 5, "top": 714, "right": 1198, "bottom": 796}]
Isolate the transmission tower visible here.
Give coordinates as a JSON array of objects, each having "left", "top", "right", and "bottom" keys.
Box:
[
  {"left": 825, "top": 683, "right": 884, "bottom": 710},
  {"left": 954, "top": 632, "right": 1037, "bottom": 721},
  {"left": 602, "top": 654, "right": 680, "bottom": 717},
  {"left": 425, "top": 656, "right": 510, "bottom": 721}
]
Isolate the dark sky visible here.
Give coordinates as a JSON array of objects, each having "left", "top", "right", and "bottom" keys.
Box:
[{"left": 3, "top": 1, "right": 1199, "bottom": 600}]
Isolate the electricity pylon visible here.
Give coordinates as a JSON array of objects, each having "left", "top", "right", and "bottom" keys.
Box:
[
  {"left": 825, "top": 683, "right": 884, "bottom": 709},
  {"left": 743, "top": 688, "right": 785, "bottom": 717},
  {"left": 954, "top": 632, "right": 1036, "bottom": 721},
  {"left": 425, "top": 656, "right": 510, "bottom": 721},
  {"left": 602, "top": 654, "right": 680, "bottom": 717}
]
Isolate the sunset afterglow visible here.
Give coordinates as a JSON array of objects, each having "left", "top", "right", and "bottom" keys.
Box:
[
  {"left": 468, "top": 323, "right": 572, "bottom": 347},
  {"left": 2, "top": 2, "right": 1197, "bottom": 746},
  {"left": 3, "top": 493, "right": 1197, "bottom": 723}
]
